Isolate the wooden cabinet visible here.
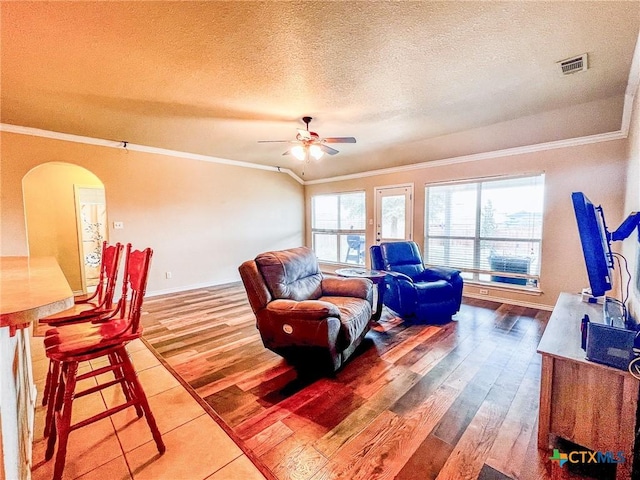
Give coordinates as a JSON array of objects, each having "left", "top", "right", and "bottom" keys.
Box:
[{"left": 537, "top": 293, "right": 639, "bottom": 479}]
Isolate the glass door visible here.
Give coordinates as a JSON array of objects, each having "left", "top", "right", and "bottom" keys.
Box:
[
  {"left": 374, "top": 185, "right": 413, "bottom": 243},
  {"left": 74, "top": 185, "right": 107, "bottom": 293}
]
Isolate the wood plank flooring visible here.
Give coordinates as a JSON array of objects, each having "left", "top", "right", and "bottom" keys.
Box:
[{"left": 141, "top": 282, "right": 555, "bottom": 480}]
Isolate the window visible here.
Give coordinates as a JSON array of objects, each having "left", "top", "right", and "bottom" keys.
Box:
[
  {"left": 425, "top": 174, "right": 545, "bottom": 289},
  {"left": 312, "top": 191, "right": 366, "bottom": 265}
]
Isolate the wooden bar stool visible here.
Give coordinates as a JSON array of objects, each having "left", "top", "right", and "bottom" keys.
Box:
[
  {"left": 42, "top": 244, "right": 165, "bottom": 480},
  {"left": 41, "top": 241, "right": 123, "bottom": 407},
  {"left": 41, "top": 241, "right": 124, "bottom": 325}
]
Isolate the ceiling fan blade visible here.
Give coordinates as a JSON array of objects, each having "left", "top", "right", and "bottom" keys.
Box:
[
  {"left": 258, "top": 140, "right": 292, "bottom": 143},
  {"left": 320, "top": 144, "right": 339, "bottom": 155},
  {"left": 323, "top": 137, "right": 356, "bottom": 144}
]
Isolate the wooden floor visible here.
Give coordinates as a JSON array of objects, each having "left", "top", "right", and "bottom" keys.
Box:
[{"left": 141, "top": 282, "right": 555, "bottom": 480}]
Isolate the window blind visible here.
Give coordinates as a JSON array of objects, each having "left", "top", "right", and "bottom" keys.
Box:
[
  {"left": 425, "top": 174, "right": 545, "bottom": 288},
  {"left": 312, "top": 191, "right": 366, "bottom": 265}
]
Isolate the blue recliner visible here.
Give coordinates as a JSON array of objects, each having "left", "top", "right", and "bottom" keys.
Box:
[{"left": 370, "top": 241, "right": 463, "bottom": 323}]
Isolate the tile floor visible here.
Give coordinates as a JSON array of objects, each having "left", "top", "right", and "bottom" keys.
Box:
[{"left": 30, "top": 335, "right": 266, "bottom": 480}]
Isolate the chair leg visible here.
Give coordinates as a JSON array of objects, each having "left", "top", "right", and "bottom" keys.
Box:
[
  {"left": 42, "top": 360, "right": 52, "bottom": 406},
  {"left": 52, "top": 361, "right": 79, "bottom": 480},
  {"left": 111, "top": 350, "right": 142, "bottom": 418},
  {"left": 118, "top": 347, "right": 165, "bottom": 454},
  {"left": 45, "top": 362, "right": 64, "bottom": 460},
  {"left": 43, "top": 360, "right": 60, "bottom": 438}
]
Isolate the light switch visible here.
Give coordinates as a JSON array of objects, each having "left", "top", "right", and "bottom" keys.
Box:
[{"left": 113, "top": 221, "right": 124, "bottom": 229}]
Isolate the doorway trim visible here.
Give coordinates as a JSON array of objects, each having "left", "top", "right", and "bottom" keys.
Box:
[{"left": 373, "top": 183, "right": 414, "bottom": 244}]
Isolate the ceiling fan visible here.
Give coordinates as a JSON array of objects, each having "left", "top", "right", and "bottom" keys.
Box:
[{"left": 258, "top": 116, "right": 356, "bottom": 161}]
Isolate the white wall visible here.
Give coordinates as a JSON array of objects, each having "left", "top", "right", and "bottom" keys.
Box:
[{"left": 0, "top": 131, "right": 304, "bottom": 294}]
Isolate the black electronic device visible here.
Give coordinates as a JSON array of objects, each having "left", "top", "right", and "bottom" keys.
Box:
[
  {"left": 580, "top": 314, "right": 589, "bottom": 350},
  {"left": 571, "top": 192, "right": 614, "bottom": 297},
  {"left": 571, "top": 192, "right": 640, "bottom": 298},
  {"left": 585, "top": 298, "right": 635, "bottom": 370}
]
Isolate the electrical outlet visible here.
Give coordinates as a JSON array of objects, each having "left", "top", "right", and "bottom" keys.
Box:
[
  {"left": 165, "top": 272, "right": 172, "bottom": 279},
  {"left": 113, "top": 221, "right": 124, "bottom": 229},
  {"left": 479, "top": 289, "right": 489, "bottom": 295}
]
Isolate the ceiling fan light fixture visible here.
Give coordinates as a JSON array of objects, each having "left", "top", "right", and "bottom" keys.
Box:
[
  {"left": 291, "top": 145, "right": 306, "bottom": 161},
  {"left": 259, "top": 117, "right": 356, "bottom": 160},
  {"left": 309, "top": 144, "right": 324, "bottom": 160}
]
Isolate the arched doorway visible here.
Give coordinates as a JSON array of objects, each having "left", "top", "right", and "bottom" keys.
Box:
[{"left": 22, "top": 162, "right": 106, "bottom": 294}]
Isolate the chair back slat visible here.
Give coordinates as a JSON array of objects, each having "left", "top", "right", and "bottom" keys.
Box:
[
  {"left": 115, "top": 244, "right": 153, "bottom": 335},
  {"left": 93, "top": 241, "right": 108, "bottom": 303},
  {"left": 128, "top": 247, "right": 152, "bottom": 334},
  {"left": 117, "top": 244, "right": 132, "bottom": 317},
  {"left": 99, "top": 242, "right": 124, "bottom": 305}
]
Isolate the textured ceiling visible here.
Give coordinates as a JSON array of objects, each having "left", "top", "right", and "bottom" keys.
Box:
[{"left": 2, "top": 1, "right": 639, "bottom": 180}]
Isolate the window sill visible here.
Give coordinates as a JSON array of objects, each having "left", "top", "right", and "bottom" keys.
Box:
[{"left": 465, "top": 280, "right": 542, "bottom": 296}]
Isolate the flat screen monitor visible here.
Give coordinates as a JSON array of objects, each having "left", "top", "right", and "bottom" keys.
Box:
[{"left": 571, "top": 192, "right": 613, "bottom": 297}]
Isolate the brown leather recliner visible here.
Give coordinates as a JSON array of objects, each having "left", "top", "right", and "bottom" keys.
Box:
[{"left": 239, "top": 246, "right": 373, "bottom": 372}]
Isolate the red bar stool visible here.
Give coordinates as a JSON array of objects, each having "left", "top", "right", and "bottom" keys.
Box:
[
  {"left": 41, "top": 241, "right": 124, "bottom": 325},
  {"left": 41, "top": 241, "right": 123, "bottom": 407},
  {"left": 42, "top": 244, "right": 165, "bottom": 480}
]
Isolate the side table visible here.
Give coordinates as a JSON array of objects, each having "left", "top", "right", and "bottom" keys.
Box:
[{"left": 335, "top": 268, "right": 387, "bottom": 321}]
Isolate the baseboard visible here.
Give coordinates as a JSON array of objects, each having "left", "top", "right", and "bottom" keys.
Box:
[
  {"left": 146, "top": 280, "right": 241, "bottom": 298},
  {"left": 463, "top": 292, "right": 554, "bottom": 311}
]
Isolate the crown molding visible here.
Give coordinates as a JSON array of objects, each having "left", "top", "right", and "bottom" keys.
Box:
[
  {"left": 304, "top": 130, "right": 627, "bottom": 185},
  {"left": 0, "top": 123, "right": 304, "bottom": 185},
  {"left": 1, "top": 121, "right": 627, "bottom": 188},
  {"left": 0, "top": 122, "right": 628, "bottom": 189}
]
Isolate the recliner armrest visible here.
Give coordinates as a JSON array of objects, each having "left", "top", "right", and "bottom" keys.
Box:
[
  {"left": 383, "top": 270, "right": 415, "bottom": 284},
  {"left": 417, "top": 266, "right": 461, "bottom": 282},
  {"left": 265, "top": 299, "right": 341, "bottom": 321},
  {"left": 381, "top": 271, "right": 416, "bottom": 313},
  {"left": 321, "top": 277, "right": 372, "bottom": 300}
]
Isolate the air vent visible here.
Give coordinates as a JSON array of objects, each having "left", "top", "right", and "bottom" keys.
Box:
[{"left": 558, "top": 54, "right": 588, "bottom": 75}]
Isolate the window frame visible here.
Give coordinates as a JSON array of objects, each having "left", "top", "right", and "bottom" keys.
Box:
[
  {"left": 311, "top": 190, "right": 367, "bottom": 266},
  {"left": 424, "top": 173, "right": 545, "bottom": 292}
]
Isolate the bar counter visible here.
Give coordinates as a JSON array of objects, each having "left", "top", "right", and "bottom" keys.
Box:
[
  {"left": 1, "top": 256, "right": 74, "bottom": 331},
  {"left": 1, "top": 256, "right": 73, "bottom": 480}
]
